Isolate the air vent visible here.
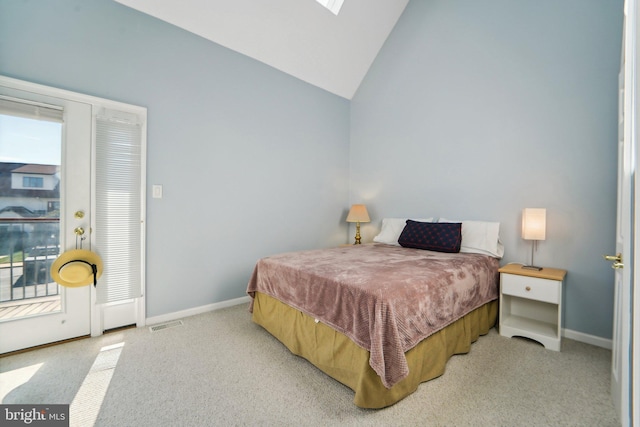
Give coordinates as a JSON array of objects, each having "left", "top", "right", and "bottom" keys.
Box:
[{"left": 149, "top": 320, "right": 183, "bottom": 333}]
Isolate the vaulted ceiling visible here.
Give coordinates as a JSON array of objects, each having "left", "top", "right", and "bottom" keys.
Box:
[{"left": 114, "top": 0, "right": 409, "bottom": 99}]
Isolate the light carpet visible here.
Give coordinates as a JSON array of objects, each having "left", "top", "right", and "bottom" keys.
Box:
[{"left": 0, "top": 303, "right": 619, "bottom": 426}]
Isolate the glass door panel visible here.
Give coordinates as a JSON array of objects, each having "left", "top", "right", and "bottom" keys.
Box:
[{"left": 0, "top": 114, "right": 62, "bottom": 321}]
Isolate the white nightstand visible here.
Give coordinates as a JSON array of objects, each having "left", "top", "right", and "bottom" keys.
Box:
[{"left": 498, "top": 264, "right": 566, "bottom": 351}]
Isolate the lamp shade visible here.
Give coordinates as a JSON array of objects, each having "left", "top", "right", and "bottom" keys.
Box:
[
  {"left": 346, "top": 204, "right": 370, "bottom": 223},
  {"left": 522, "top": 208, "right": 546, "bottom": 240}
]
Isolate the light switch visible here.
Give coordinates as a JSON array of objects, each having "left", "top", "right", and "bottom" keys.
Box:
[{"left": 152, "top": 184, "right": 163, "bottom": 199}]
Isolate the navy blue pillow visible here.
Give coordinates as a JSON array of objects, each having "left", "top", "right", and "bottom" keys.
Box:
[{"left": 398, "top": 220, "right": 462, "bottom": 253}]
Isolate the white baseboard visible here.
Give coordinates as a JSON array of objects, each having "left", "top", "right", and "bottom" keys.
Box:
[
  {"left": 145, "top": 300, "right": 613, "bottom": 351},
  {"left": 563, "top": 328, "right": 612, "bottom": 350},
  {"left": 145, "top": 296, "right": 251, "bottom": 326}
]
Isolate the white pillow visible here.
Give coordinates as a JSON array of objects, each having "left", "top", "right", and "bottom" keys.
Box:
[
  {"left": 438, "top": 218, "right": 504, "bottom": 258},
  {"left": 373, "top": 218, "right": 434, "bottom": 246}
]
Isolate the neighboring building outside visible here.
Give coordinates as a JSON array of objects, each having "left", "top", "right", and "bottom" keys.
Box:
[
  {"left": 0, "top": 162, "right": 60, "bottom": 283},
  {"left": 0, "top": 162, "right": 59, "bottom": 218}
]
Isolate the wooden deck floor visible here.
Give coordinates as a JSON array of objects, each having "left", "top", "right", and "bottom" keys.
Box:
[{"left": 0, "top": 295, "right": 61, "bottom": 320}]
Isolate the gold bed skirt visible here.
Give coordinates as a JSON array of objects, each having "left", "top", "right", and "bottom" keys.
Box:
[{"left": 251, "top": 292, "right": 498, "bottom": 408}]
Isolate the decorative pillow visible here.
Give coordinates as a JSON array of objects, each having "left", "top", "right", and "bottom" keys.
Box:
[
  {"left": 373, "top": 217, "right": 434, "bottom": 245},
  {"left": 398, "top": 220, "right": 462, "bottom": 253},
  {"left": 438, "top": 218, "right": 504, "bottom": 258}
]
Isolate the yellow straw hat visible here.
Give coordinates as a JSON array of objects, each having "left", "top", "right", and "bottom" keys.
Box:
[{"left": 50, "top": 249, "right": 103, "bottom": 288}]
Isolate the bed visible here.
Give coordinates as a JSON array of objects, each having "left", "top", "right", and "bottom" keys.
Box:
[{"left": 246, "top": 219, "right": 502, "bottom": 408}]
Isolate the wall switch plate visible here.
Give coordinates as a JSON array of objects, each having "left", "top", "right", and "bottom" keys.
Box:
[{"left": 152, "top": 184, "right": 163, "bottom": 199}]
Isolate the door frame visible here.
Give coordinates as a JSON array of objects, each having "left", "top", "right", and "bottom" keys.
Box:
[{"left": 0, "top": 75, "right": 147, "bottom": 340}]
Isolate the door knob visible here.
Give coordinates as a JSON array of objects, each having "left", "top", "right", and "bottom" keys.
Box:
[{"left": 603, "top": 253, "right": 623, "bottom": 269}]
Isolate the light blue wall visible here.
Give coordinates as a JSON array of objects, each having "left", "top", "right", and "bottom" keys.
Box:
[
  {"left": 0, "top": 0, "right": 350, "bottom": 317},
  {"left": 1, "top": 0, "right": 624, "bottom": 340},
  {"left": 351, "top": 0, "right": 623, "bottom": 339}
]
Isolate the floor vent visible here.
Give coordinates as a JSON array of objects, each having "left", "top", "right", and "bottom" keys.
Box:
[{"left": 149, "top": 320, "right": 183, "bottom": 333}]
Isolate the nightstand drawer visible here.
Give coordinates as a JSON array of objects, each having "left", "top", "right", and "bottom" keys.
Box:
[{"left": 501, "top": 274, "right": 560, "bottom": 304}]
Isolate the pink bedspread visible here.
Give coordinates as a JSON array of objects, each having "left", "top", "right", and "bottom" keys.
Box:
[{"left": 246, "top": 243, "right": 499, "bottom": 388}]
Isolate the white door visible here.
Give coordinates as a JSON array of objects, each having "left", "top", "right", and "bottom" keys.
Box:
[
  {"left": 0, "top": 87, "right": 93, "bottom": 354},
  {"left": 626, "top": 1, "right": 640, "bottom": 423},
  {"left": 607, "top": 1, "right": 634, "bottom": 424}
]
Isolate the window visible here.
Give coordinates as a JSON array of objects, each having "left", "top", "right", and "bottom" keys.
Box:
[
  {"left": 23, "top": 176, "right": 43, "bottom": 188},
  {"left": 47, "top": 201, "right": 59, "bottom": 212},
  {"left": 315, "top": 0, "right": 344, "bottom": 15}
]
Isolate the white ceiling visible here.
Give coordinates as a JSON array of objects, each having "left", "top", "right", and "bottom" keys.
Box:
[{"left": 114, "top": 0, "right": 409, "bottom": 99}]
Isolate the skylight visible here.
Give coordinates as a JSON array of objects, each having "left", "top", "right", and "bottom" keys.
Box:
[{"left": 315, "top": 0, "right": 345, "bottom": 15}]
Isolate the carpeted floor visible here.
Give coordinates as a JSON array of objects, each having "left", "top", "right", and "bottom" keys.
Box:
[{"left": 0, "top": 303, "right": 619, "bottom": 426}]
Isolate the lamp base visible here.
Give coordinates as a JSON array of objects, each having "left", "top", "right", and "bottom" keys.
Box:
[
  {"left": 353, "top": 222, "right": 362, "bottom": 245},
  {"left": 522, "top": 265, "right": 543, "bottom": 271}
]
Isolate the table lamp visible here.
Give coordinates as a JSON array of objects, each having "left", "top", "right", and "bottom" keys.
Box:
[
  {"left": 522, "top": 208, "right": 546, "bottom": 270},
  {"left": 346, "top": 204, "right": 370, "bottom": 244}
]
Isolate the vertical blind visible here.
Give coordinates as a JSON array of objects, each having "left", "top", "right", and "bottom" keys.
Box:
[{"left": 95, "top": 109, "right": 143, "bottom": 304}]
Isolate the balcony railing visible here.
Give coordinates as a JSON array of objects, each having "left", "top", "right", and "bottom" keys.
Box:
[{"left": 0, "top": 218, "right": 60, "bottom": 303}]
